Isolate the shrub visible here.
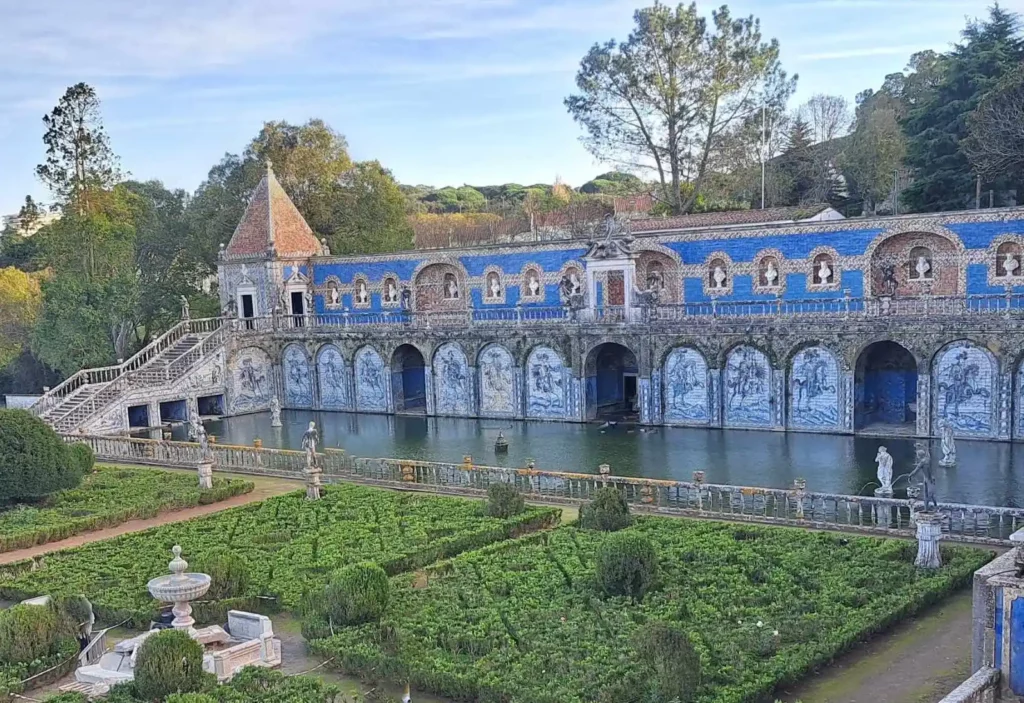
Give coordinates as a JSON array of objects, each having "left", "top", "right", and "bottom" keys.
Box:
[
  {"left": 195, "top": 548, "right": 249, "bottom": 600},
  {"left": 486, "top": 482, "right": 525, "bottom": 518},
  {"left": 133, "top": 629, "right": 209, "bottom": 701},
  {"left": 0, "top": 602, "right": 66, "bottom": 664},
  {"left": 632, "top": 621, "right": 701, "bottom": 702},
  {"left": 68, "top": 443, "right": 96, "bottom": 474},
  {"left": 0, "top": 409, "right": 82, "bottom": 503},
  {"left": 324, "top": 562, "right": 390, "bottom": 626},
  {"left": 165, "top": 695, "right": 218, "bottom": 703},
  {"left": 595, "top": 531, "right": 657, "bottom": 601},
  {"left": 579, "top": 487, "right": 633, "bottom": 532}
]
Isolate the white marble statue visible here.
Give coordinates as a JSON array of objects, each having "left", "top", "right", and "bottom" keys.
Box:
[
  {"left": 196, "top": 426, "right": 214, "bottom": 464},
  {"left": 447, "top": 278, "right": 459, "bottom": 299},
  {"left": 817, "top": 259, "right": 832, "bottom": 284},
  {"left": 179, "top": 295, "right": 190, "bottom": 321},
  {"left": 875, "top": 446, "right": 893, "bottom": 492},
  {"left": 764, "top": 261, "right": 778, "bottom": 286},
  {"left": 529, "top": 276, "right": 541, "bottom": 296},
  {"left": 269, "top": 396, "right": 282, "bottom": 427},
  {"left": 569, "top": 272, "right": 581, "bottom": 295},
  {"left": 915, "top": 255, "right": 932, "bottom": 280},
  {"left": 713, "top": 266, "right": 727, "bottom": 289},
  {"left": 488, "top": 275, "right": 501, "bottom": 298},
  {"left": 386, "top": 281, "right": 398, "bottom": 303},
  {"left": 939, "top": 420, "right": 957, "bottom": 466},
  {"left": 301, "top": 421, "right": 319, "bottom": 468},
  {"left": 356, "top": 281, "right": 368, "bottom": 304},
  {"left": 1005, "top": 254, "right": 1020, "bottom": 277},
  {"left": 303, "top": 289, "right": 313, "bottom": 314},
  {"left": 188, "top": 410, "right": 202, "bottom": 441},
  {"left": 330, "top": 286, "right": 340, "bottom": 306}
]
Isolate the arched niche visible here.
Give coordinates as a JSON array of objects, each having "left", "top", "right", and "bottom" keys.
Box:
[
  {"left": 414, "top": 262, "right": 467, "bottom": 311},
  {"left": 228, "top": 347, "right": 273, "bottom": 414},
  {"left": 933, "top": 341, "right": 997, "bottom": 438},
  {"left": 526, "top": 346, "right": 568, "bottom": 419},
  {"left": 723, "top": 345, "right": 773, "bottom": 427}
]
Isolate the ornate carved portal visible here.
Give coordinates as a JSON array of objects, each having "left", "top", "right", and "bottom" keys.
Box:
[{"left": 414, "top": 263, "right": 467, "bottom": 312}]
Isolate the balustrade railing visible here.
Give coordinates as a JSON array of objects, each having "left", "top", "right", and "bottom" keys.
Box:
[
  {"left": 67, "top": 434, "right": 1024, "bottom": 546},
  {"left": 938, "top": 667, "right": 999, "bottom": 703}
]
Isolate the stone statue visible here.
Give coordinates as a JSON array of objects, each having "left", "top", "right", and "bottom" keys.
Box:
[
  {"left": 386, "top": 281, "right": 398, "bottom": 303},
  {"left": 330, "top": 286, "right": 340, "bottom": 306},
  {"left": 713, "top": 266, "right": 727, "bottom": 289},
  {"left": 400, "top": 285, "right": 412, "bottom": 309},
  {"left": 304, "top": 289, "right": 313, "bottom": 315},
  {"left": 179, "top": 295, "right": 190, "bottom": 321},
  {"left": 446, "top": 277, "right": 459, "bottom": 299},
  {"left": 764, "top": 261, "right": 778, "bottom": 286},
  {"left": 320, "top": 237, "right": 331, "bottom": 256},
  {"left": 188, "top": 409, "right": 202, "bottom": 441},
  {"left": 1005, "top": 254, "right": 1020, "bottom": 277},
  {"left": 269, "top": 396, "right": 282, "bottom": 427},
  {"left": 880, "top": 264, "right": 898, "bottom": 296},
  {"left": 875, "top": 446, "right": 893, "bottom": 492},
  {"left": 817, "top": 259, "right": 832, "bottom": 284},
  {"left": 915, "top": 255, "right": 932, "bottom": 280},
  {"left": 911, "top": 440, "right": 938, "bottom": 511},
  {"left": 488, "top": 274, "right": 501, "bottom": 298},
  {"left": 569, "top": 271, "right": 581, "bottom": 295},
  {"left": 529, "top": 276, "right": 540, "bottom": 297},
  {"left": 356, "top": 281, "right": 369, "bottom": 304},
  {"left": 196, "top": 426, "right": 214, "bottom": 464},
  {"left": 939, "top": 420, "right": 957, "bottom": 467},
  {"left": 301, "top": 421, "right": 319, "bottom": 468}
]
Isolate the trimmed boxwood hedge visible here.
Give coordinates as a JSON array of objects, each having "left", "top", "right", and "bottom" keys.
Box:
[{"left": 0, "top": 409, "right": 82, "bottom": 503}]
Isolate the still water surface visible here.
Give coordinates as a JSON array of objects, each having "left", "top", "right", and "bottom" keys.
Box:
[{"left": 192, "top": 411, "right": 1024, "bottom": 507}]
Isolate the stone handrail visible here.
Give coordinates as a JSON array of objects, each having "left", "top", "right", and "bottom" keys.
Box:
[
  {"left": 66, "top": 434, "right": 1024, "bottom": 546},
  {"left": 938, "top": 667, "right": 999, "bottom": 703}
]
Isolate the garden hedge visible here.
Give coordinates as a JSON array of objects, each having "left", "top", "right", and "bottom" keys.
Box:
[{"left": 0, "top": 409, "right": 82, "bottom": 503}]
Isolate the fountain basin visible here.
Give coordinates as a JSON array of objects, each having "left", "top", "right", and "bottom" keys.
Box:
[{"left": 146, "top": 573, "right": 211, "bottom": 603}]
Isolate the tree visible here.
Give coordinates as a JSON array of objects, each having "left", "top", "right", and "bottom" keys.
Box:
[
  {"left": 329, "top": 161, "right": 414, "bottom": 255},
  {"left": 902, "top": 7, "right": 1024, "bottom": 211},
  {"left": 965, "top": 63, "right": 1024, "bottom": 184},
  {"left": 843, "top": 78, "right": 909, "bottom": 214},
  {"left": 35, "top": 83, "right": 120, "bottom": 214},
  {"left": 580, "top": 171, "right": 645, "bottom": 195},
  {"left": 0, "top": 267, "right": 43, "bottom": 371},
  {"left": 566, "top": 2, "right": 796, "bottom": 214},
  {"left": 0, "top": 409, "right": 83, "bottom": 502},
  {"left": 798, "top": 94, "right": 851, "bottom": 204}
]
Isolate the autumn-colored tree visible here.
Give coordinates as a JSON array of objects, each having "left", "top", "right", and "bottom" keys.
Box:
[{"left": 0, "top": 268, "right": 44, "bottom": 370}]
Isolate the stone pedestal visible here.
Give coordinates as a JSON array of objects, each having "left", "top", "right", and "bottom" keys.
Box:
[
  {"left": 914, "top": 512, "right": 943, "bottom": 569},
  {"left": 197, "top": 461, "right": 213, "bottom": 490},
  {"left": 305, "top": 467, "right": 322, "bottom": 501},
  {"left": 873, "top": 487, "right": 893, "bottom": 526}
]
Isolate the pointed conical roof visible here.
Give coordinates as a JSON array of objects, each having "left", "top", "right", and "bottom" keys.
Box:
[{"left": 224, "top": 162, "right": 324, "bottom": 259}]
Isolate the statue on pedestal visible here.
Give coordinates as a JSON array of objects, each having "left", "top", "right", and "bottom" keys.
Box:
[
  {"left": 910, "top": 440, "right": 937, "bottom": 511},
  {"left": 939, "top": 420, "right": 957, "bottom": 467},
  {"left": 179, "top": 295, "right": 190, "bottom": 321},
  {"left": 874, "top": 446, "right": 893, "bottom": 493},
  {"left": 301, "top": 421, "right": 322, "bottom": 500},
  {"left": 269, "top": 396, "right": 282, "bottom": 427}
]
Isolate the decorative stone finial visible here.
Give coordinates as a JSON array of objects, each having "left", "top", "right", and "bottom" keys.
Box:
[
  {"left": 266, "top": 158, "right": 274, "bottom": 172},
  {"left": 169, "top": 545, "right": 187, "bottom": 578}
]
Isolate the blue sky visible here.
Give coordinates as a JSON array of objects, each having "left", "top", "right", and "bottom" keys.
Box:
[{"left": 1, "top": 0, "right": 1021, "bottom": 216}]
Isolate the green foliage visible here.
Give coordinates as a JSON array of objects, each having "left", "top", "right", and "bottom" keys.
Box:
[
  {"left": 0, "top": 409, "right": 82, "bottom": 503},
  {"left": 195, "top": 548, "right": 250, "bottom": 601},
  {"left": 0, "top": 603, "right": 65, "bottom": 665},
  {"left": 323, "top": 562, "right": 391, "bottom": 626},
  {"left": 328, "top": 161, "right": 414, "bottom": 255},
  {"left": 0, "top": 484, "right": 559, "bottom": 627},
  {"left": 579, "top": 171, "right": 644, "bottom": 195},
  {"left": 632, "top": 621, "right": 701, "bottom": 702},
  {"left": 578, "top": 487, "right": 633, "bottom": 532},
  {"left": 424, "top": 186, "right": 487, "bottom": 213},
  {"left": 486, "top": 482, "right": 525, "bottom": 518},
  {"left": 67, "top": 443, "right": 95, "bottom": 475},
  {"left": 133, "top": 629, "right": 209, "bottom": 701},
  {"left": 595, "top": 531, "right": 658, "bottom": 601},
  {"left": 0, "top": 465, "right": 252, "bottom": 553},
  {"left": 309, "top": 520, "right": 991, "bottom": 703}
]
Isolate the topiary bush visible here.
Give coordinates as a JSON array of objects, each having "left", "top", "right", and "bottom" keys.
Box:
[
  {"left": 579, "top": 487, "right": 633, "bottom": 532},
  {"left": 67, "top": 443, "right": 96, "bottom": 475},
  {"left": 486, "top": 481, "right": 525, "bottom": 518},
  {"left": 133, "top": 629, "right": 210, "bottom": 701},
  {"left": 632, "top": 621, "right": 701, "bottom": 702},
  {"left": 195, "top": 548, "right": 249, "bottom": 601},
  {"left": 0, "top": 602, "right": 68, "bottom": 665},
  {"left": 0, "top": 409, "right": 83, "bottom": 503},
  {"left": 323, "top": 562, "right": 391, "bottom": 626},
  {"left": 595, "top": 531, "right": 657, "bottom": 601}
]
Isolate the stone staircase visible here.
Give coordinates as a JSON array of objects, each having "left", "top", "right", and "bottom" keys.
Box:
[{"left": 33, "top": 318, "right": 225, "bottom": 434}]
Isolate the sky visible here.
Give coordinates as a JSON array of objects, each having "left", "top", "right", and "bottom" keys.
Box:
[{"left": 1, "top": 0, "right": 1021, "bottom": 216}]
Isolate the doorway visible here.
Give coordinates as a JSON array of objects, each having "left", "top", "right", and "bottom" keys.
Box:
[
  {"left": 855, "top": 341, "right": 918, "bottom": 433},
  {"left": 290, "top": 291, "right": 305, "bottom": 326},
  {"left": 585, "top": 342, "right": 639, "bottom": 420},
  {"left": 391, "top": 344, "right": 427, "bottom": 413},
  {"left": 240, "top": 294, "right": 254, "bottom": 330}
]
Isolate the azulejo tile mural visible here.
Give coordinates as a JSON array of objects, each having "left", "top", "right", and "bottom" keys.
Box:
[
  {"left": 433, "top": 343, "right": 472, "bottom": 416},
  {"left": 316, "top": 345, "right": 350, "bottom": 410},
  {"left": 663, "top": 347, "right": 709, "bottom": 424},
  {"left": 354, "top": 346, "right": 389, "bottom": 413},
  {"left": 229, "top": 347, "right": 272, "bottom": 414},
  {"left": 933, "top": 341, "right": 997, "bottom": 437},
  {"left": 788, "top": 347, "right": 840, "bottom": 429},
  {"left": 283, "top": 344, "right": 313, "bottom": 408},
  {"left": 527, "top": 346, "right": 568, "bottom": 419},
  {"left": 724, "top": 345, "right": 773, "bottom": 427},
  {"left": 479, "top": 344, "right": 516, "bottom": 416}
]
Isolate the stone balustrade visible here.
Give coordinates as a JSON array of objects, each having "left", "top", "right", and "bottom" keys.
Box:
[
  {"left": 66, "top": 433, "right": 1024, "bottom": 546},
  {"left": 938, "top": 668, "right": 1000, "bottom": 703}
]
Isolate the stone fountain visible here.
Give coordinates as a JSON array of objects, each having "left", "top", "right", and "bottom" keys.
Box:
[{"left": 146, "top": 545, "right": 211, "bottom": 632}]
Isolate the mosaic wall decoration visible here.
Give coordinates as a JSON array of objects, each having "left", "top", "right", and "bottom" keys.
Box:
[
  {"left": 663, "top": 347, "right": 710, "bottom": 424},
  {"left": 933, "top": 341, "right": 997, "bottom": 437},
  {"left": 479, "top": 344, "right": 516, "bottom": 416},
  {"left": 527, "top": 346, "right": 568, "bottom": 419},
  {"left": 724, "top": 345, "right": 773, "bottom": 427},
  {"left": 228, "top": 347, "right": 272, "bottom": 414},
  {"left": 316, "top": 345, "right": 350, "bottom": 410},
  {"left": 788, "top": 346, "right": 840, "bottom": 429},
  {"left": 354, "top": 346, "right": 389, "bottom": 412},
  {"left": 282, "top": 344, "right": 313, "bottom": 408},
  {"left": 433, "top": 343, "right": 473, "bottom": 416}
]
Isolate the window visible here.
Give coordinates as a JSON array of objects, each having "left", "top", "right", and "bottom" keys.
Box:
[
  {"left": 997, "top": 242, "right": 1022, "bottom": 278},
  {"left": 908, "top": 246, "right": 934, "bottom": 281}
]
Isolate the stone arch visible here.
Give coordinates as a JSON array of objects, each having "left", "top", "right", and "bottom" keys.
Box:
[
  {"left": 788, "top": 345, "right": 841, "bottom": 430},
  {"left": 583, "top": 342, "right": 639, "bottom": 420},
  {"left": 807, "top": 246, "right": 840, "bottom": 290},
  {"left": 752, "top": 248, "right": 785, "bottom": 294},
  {"left": 282, "top": 344, "right": 313, "bottom": 408},
  {"left": 478, "top": 344, "right": 517, "bottom": 416},
  {"left": 354, "top": 345, "right": 389, "bottom": 412},
  {"left": 525, "top": 345, "right": 569, "bottom": 419},
  {"left": 390, "top": 344, "right": 427, "bottom": 413},
  {"left": 865, "top": 225, "right": 965, "bottom": 297},
  {"left": 520, "top": 263, "right": 545, "bottom": 301},
  {"left": 704, "top": 251, "right": 733, "bottom": 296},
  {"left": 228, "top": 346, "right": 273, "bottom": 414},
  {"left": 932, "top": 340, "right": 998, "bottom": 438},
  {"left": 433, "top": 342, "right": 472, "bottom": 416},
  {"left": 316, "top": 344, "right": 349, "bottom": 410},
  {"left": 723, "top": 344, "right": 774, "bottom": 427},
  {"left": 854, "top": 340, "right": 918, "bottom": 431},
  {"left": 413, "top": 260, "right": 468, "bottom": 311},
  {"left": 662, "top": 346, "right": 711, "bottom": 424},
  {"left": 636, "top": 247, "right": 681, "bottom": 303}
]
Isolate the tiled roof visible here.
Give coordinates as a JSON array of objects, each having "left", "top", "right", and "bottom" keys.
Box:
[
  {"left": 630, "top": 204, "right": 833, "bottom": 232},
  {"left": 224, "top": 164, "right": 324, "bottom": 259}
]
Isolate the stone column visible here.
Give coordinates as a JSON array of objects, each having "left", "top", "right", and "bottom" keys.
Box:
[
  {"left": 873, "top": 487, "right": 893, "bottom": 527},
  {"left": 197, "top": 460, "right": 213, "bottom": 490},
  {"left": 914, "top": 512, "right": 943, "bottom": 569},
  {"left": 916, "top": 371, "right": 931, "bottom": 437}
]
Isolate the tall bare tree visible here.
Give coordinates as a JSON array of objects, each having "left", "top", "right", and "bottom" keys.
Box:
[
  {"left": 565, "top": 2, "right": 795, "bottom": 214},
  {"left": 965, "top": 64, "right": 1024, "bottom": 182}
]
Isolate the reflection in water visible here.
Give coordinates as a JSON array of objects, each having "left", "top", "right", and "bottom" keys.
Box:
[{"left": 185, "top": 411, "right": 1023, "bottom": 507}]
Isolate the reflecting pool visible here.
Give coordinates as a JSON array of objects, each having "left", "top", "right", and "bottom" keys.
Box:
[{"left": 189, "top": 411, "right": 1024, "bottom": 506}]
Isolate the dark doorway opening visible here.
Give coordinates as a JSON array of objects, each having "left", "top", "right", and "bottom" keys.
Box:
[
  {"left": 128, "top": 404, "right": 150, "bottom": 428},
  {"left": 391, "top": 344, "right": 427, "bottom": 413},
  {"left": 198, "top": 395, "right": 224, "bottom": 417},
  {"left": 240, "top": 294, "right": 255, "bottom": 330},
  {"left": 855, "top": 341, "right": 918, "bottom": 434},
  {"left": 290, "top": 291, "right": 305, "bottom": 326},
  {"left": 585, "top": 343, "right": 639, "bottom": 421},
  {"left": 159, "top": 399, "right": 188, "bottom": 424}
]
